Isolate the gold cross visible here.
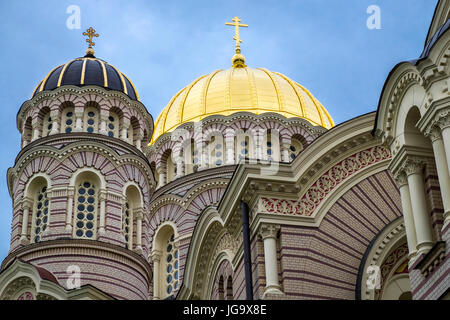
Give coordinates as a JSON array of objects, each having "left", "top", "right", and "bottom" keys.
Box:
[
  {"left": 83, "top": 27, "right": 99, "bottom": 49},
  {"left": 225, "top": 17, "right": 248, "bottom": 50}
]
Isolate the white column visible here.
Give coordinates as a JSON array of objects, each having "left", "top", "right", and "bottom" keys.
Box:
[
  {"left": 225, "top": 130, "right": 235, "bottom": 165},
  {"left": 99, "top": 115, "right": 108, "bottom": 135},
  {"left": 439, "top": 118, "right": 450, "bottom": 174},
  {"left": 156, "top": 165, "right": 166, "bottom": 188},
  {"left": 259, "top": 223, "right": 283, "bottom": 297},
  {"left": 65, "top": 187, "right": 74, "bottom": 231},
  {"left": 73, "top": 110, "right": 83, "bottom": 133},
  {"left": 253, "top": 128, "right": 264, "bottom": 160},
  {"left": 20, "top": 198, "right": 33, "bottom": 245},
  {"left": 135, "top": 208, "right": 143, "bottom": 254},
  {"left": 280, "top": 138, "right": 291, "bottom": 163},
  {"left": 405, "top": 159, "right": 433, "bottom": 254},
  {"left": 49, "top": 109, "right": 60, "bottom": 135},
  {"left": 31, "top": 121, "right": 40, "bottom": 141},
  {"left": 429, "top": 127, "right": 450, "bottom": 226},
  {"left": 152, "top": 250, "right": 162, "bottom": 300},
  {"left": 121, "top": 122, "right": 130, "bottom": 143},
  {"left": 98, "top": 189, "right": 107, "bottom": 235},
  {"left": 395, "top": 173, "right": 418, "bottom": 258}
]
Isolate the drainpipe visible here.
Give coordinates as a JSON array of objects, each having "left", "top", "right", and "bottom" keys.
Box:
[{"left": 240, "top": 201, "right": 253, "bottom": 300}]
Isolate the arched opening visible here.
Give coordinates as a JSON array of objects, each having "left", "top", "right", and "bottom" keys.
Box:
[
  {"left": 84, "top": 101, "right": 100, "bottom": 134},
  {"left": 404, "top": 107, "right": 431, "bottom": 149},
  {"left": 289, "top": 135, "right": 304, "bottom": 161},
  {"left": 163, "top": 150, "right": 176, "bottom": 183},
  {"left": 209, "top": 134, "right": 224, "bottom": 167},
  {"left": 265, "top": 129, "right": 280, "bottom": 162},
  {"left": 22, "top": 117, "right": 33, "bottom": 146},
  {"left": 39, "top": 107, "right": 52, "bottom": 137},
  {"left": 107, "top": 107, "right": 122, "bottom": 138},
  {"left": 73, "top": 171, "right": 101, "bottom": 240},
  {"left": 26, "top": 176, "right": 50, "bottom": 243},
  {"left": 60, "top": 101, "right": 75, "bottom": 134},
  {"left": 185, "top": 139, "right": 199, "bottom": 175},
  {"left": 153, "top": 224, "right": 179, "bottom": 299},
  {"left": 123, "top": 184, "right": 143, "bottom": 250},
  {"left": 129, "top": 116, "right": 140, "bottom": 146},
  {"left": 235, "top": 129, "right": 254, "bottom": 162}
]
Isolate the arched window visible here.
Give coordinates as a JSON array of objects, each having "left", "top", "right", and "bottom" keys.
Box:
[
  {"left": 107, "top": 112, "right": 120, "bottom": 138},
  {"left": 185, "top": 139, "right": 199, "bottom": 174},
  {"left": 61, "top": 106, "right": 75, "bottom": 133},
  {"left": 289, "top": 136, "right": 303, "bottom": 161},
  {"left": 236, "top": 130, "right": 253, "bottom": 161},
  {"left": 27, "top": 177, "right": 50, "bottom": 243},
  {"left": 152, "top": 224, "right": 179, "bottom": 300},
  {"left": 164, "top": 233, "right": 179, "bottom": 297},
  {"left": 265, "top": 129, "right": 280, "bottom": 162},
  {"left": 74, "top": 177, "right": 98, "bottom": 239},
  {"left": 123, "top": 185, "right": 143, "bottom": 250},
  {"left": 129, "top": 117, "right": 140, "bottom": 146},
  {"left": 41, "top": 109, "right": 52, "bottom": 137},
  {"left": 226, "top": 276, "right": 233, "bottom": 300},
  {"left": 209, "top": 135, "right": 224, "bottom": 167},
  {"left": 84, "top": 103, "right": 99, "bottom": 134},
  {"left": 122, "top": 201, "right": 132, "bottom": 248},
  {"left": 165, "top": 150, "right": 176, "bottom": 183},
  {"left": 22, "top": 117, "right": 33, "bottom": 147}
]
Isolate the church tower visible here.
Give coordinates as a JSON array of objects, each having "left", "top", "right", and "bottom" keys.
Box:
[{"left": 2, "top": 28, "right": 155, "bottom": 299}]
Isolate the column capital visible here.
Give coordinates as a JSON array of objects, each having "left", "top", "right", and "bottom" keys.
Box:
[
  {"left": 258, "top": 223, "right": 280, "bottom": 240},
  {"left": 394, "top": 172, "right": 408, "bottom": 188},
  {"left": 99, "top": 189, "right": 107, "bottom": 201},
  {"left": 435, "top": 109, "right": 450, "bottom": 130},
  {"left": 425, "top": 125, "right": 443, "bottom": 143},
  {"left": 21, "top": 197, "right": 33, "bottom": 210},
  {"left": 134, "top": 207, "right": 144, "bottom": 220},
  {"left": 151, "top": 250, "right": 162, "bottom": 262},
  {"left": 403, "top": 158, "right": 425, "bottom": 176}
]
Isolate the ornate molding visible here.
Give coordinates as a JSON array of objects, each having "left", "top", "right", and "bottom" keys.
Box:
[{"left": 258, "top": 146, "right": 391, "bottom": 217}]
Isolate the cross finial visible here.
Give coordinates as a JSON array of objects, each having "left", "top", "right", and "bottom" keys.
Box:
[
  {"left": 82, "top": 27, "right": 99, "bottom": 57},
  {"left": 225, "top": 17, "right": 248, "bottom": 67},
  {"left": 225, "top": 16, "right": 248, "bottom": 53}
]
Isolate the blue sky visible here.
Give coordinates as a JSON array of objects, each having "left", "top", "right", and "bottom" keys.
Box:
[{"left": 0, "top": 0, "right": 437, "bottom": 262}]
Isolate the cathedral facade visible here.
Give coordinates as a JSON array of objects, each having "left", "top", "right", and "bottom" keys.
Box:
[{"left": 0, "top": 1, "right": 449, "bottom": 300}]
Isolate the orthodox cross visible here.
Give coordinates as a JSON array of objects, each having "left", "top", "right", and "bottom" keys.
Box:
[
  {"left": 83, "top": 27, "right": 99, "bottom": 55},
  {"left": 225, "top": 17, "right": 248, "bottom": 51}
]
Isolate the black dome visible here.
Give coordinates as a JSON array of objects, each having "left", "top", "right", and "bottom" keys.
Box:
[{"left": 33, "top": 56, "right": 139, "bottom": 101}]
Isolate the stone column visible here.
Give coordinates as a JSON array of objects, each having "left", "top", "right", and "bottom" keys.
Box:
[
  {"left": 65, "top": 187, "right": 75, "bottom": 232},
  {"left": 152, "top": 250, "right": 162, "bottom": 300},
  {"left": 225, "top": 129, "right": 235, "bottom": 165},
  {"left": 135, "top": 133, "right": 143, "bottom": 151},
  {"left": 438, "top": 114, "right": 450, "bottom": 174},
  {"left": 156, "top": 165, "right": 166, "bottom": 188},
  {"left": 31, "top": 120, "right": 40, "bottom": 142},
  {"left": 134, "top": 208, "right": 143, "bottom": 254},
  {"left": 253, "top": 128, "right": 264, "bottom": 160},
  {"left": 20, "top": 197, "right": 33, "bottom": 245},
  {"left": 99, "top": 110, "right": 108, "bottom": 135},
  {"left": 73, "top": 108, "right": 84, "bottom": 132},
  {"left": 395, "top": 173, "right": 418, "bottom": 258},
  {"left": 405, "top": 159, "right": 433, "bottom": 254},
  {"left": 121, "top": 120, "right": 130, "bottom": 143},
  {"left": 429, "top": 126, "right": 450, "bottom": 225},
  {"left": 49, "top": 109, "right": 60, "bottom": 135},
  {"left": 98, "top": 189, "right": 107, "bottom": 235},
  {"left": 280, "top": 138, "right": 291, "bottom": 163},
  {"left": 199, "top": 140, "right": 209, "bottom": 170},
  {"left": 259, "top": 223, "right": 282, "bottom": 297}
]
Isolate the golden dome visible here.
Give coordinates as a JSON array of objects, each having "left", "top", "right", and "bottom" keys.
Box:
[{"left": 151, "top": 67, "right": 334, "bottom": 143}]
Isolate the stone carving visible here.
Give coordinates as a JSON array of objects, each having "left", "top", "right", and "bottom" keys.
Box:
[{"left": 259, "top": 146, "right": 391, "bottom": 216}]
